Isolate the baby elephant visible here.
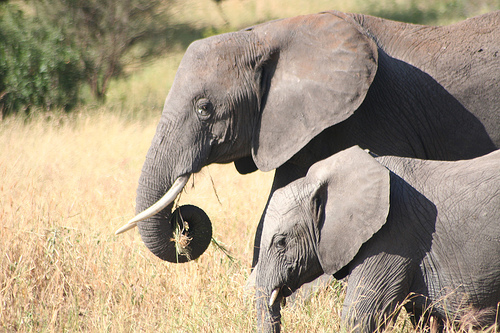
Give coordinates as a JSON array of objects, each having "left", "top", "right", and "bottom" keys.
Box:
[{"left": 256, "top": 146, "right": 500, "bottom": 332}]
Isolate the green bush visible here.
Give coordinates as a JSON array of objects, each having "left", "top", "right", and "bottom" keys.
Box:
[
  {"left": 30, "top": 0, "right": 170, "bottom": 102},
  {"left": 0, "top": 4, "right": 83, "bottom": 117}
]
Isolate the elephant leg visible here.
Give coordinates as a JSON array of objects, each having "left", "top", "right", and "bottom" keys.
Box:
[
  {"left": 343, "top": 283, "right": 405, "bottom": 333},
  {"left": 342, "top": 253, "right": 414, "bottom": 332},
  {"left": 404, "top": 300, "right": 444, "bottom": 332}
]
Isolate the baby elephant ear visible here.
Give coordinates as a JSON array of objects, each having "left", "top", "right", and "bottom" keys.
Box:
[
  {"left": 307, "top": 146, "right": 390, "bottom": 275},
  {"left": 251, "top": 12, "right": 378, "bottom": 171}
]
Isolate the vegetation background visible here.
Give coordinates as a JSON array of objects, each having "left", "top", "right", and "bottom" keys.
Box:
[{"left": 1, "top": 0, "right": 499, "bottom": 331}]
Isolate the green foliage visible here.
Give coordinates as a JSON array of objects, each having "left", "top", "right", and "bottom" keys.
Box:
[
  {"left": 0, "top": 0, "right": 172, "bottom": 117},
  {"left": 30, "top": 0, "right": 171, "bottom": 102},
  {"left": 0, "top": 4, "right": 82, "bottom": 117}
]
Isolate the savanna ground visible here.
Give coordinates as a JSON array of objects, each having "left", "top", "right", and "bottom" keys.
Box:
[{"left": 2, "top": 0, "right": 500, "bottom": 331}]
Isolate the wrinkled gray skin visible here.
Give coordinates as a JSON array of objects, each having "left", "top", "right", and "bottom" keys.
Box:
[
  {"left": 256, "top": 146, "right": 500, "bottom": 333},
  {"left": 133, "top": 10, "right": 499, "bottom": 263}
]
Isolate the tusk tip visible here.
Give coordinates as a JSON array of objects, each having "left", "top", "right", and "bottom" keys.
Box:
[
  {"left": 115, "top": 221, "right": 137, "bottom": 235},
  {"left": 269, "top": 288, "right": 280, "bottom": 307}
]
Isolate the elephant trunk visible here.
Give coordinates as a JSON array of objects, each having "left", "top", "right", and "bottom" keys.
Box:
[
  {"left": 256, "top": 289, "right": 282, "bottom": 333},
  {"left": 116, "top": 144, "right": 212, "bottom": 262},
  {"left": 135, "top": 172, "right": 182, "bottom": 262}
]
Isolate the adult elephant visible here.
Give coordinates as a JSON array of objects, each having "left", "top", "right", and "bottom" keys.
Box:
[
  {"left": 255, "top": 146, "right": 500, "bottom": 332},
  {"left": 115, "top": 11, "right": 499, "bottom": 264}
]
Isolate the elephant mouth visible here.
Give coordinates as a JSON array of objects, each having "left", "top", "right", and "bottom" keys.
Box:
[{"left": 269, "top": 285, "right": 293, "bottom": 307}]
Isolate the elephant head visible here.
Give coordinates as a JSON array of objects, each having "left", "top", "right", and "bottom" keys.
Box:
[
  {"left": 115, "top": 13, "right": 379, "bottom": 262},
  {"left": 255, "top": 146, "right": 390, "bottom": 330}
]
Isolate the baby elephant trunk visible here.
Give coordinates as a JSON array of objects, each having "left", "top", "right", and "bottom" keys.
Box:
[{"left": 256, "top": 289, "right": 281, "bottom": 333}]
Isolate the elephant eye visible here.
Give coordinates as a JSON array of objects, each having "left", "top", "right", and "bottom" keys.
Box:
[
  {"left": 195, "top": 99, "right": 214, "bottom": 119},
  {"left": 274, "top": 236, "right": 287, "bottom": 250}
]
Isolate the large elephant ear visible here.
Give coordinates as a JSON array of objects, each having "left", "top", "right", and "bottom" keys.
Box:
[
  {"left": 307, "top": 146, "right": 390, "bottom": 275},
  {"left": 250, "top": 12, "right": 378, "bottom": 171}
]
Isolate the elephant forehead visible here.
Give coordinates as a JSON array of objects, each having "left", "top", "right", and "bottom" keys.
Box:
[
  {"left": 181, "top": 34, "right": 251, "bottom": 74},
  {"left": 263, "top": 185, "right": 313, "bottom": 238},
  {"left": 269, "top": 187, "right": 301, "bottom": 215},
  {"left": 273, "top": 179, "right": 316, "bottom": 214},
  {"left": 173, "top": 42, "right": 251, "bottom": 96}
]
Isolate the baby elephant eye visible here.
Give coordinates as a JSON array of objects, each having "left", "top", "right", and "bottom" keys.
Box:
[
  {"left": 196, "top": 99, "right": 214, "bottom": 119},
  {"left": 275, "top": 237, "right": 286, "bottom": 250}
]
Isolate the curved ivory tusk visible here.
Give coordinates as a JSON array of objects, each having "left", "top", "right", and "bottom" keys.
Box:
[
  {"left": 269, "top": 288, "right": 280, "bottom": 307},
  {"left": 115, "top": 174, "right": 190, "bottom": 235}
]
